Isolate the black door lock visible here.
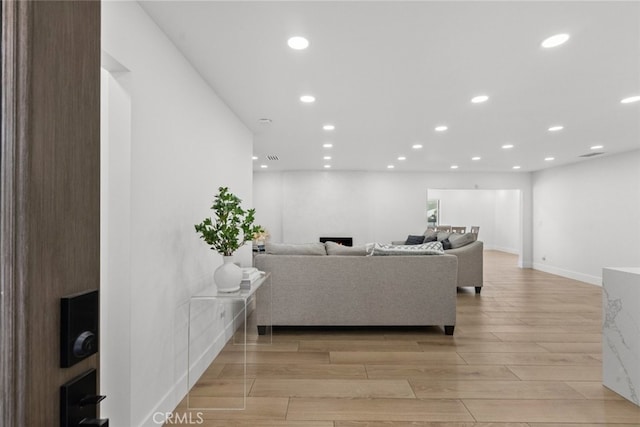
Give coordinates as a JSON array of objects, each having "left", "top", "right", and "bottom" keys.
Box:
[
  {"left": 61, "top": 290, "right": 99, "bottom": 367},
  {"left": 61, "top": 369, "right": 108, "bottom": 427},
  {"left": 73, "top": 331, "right": 97, "bottom": 358}
]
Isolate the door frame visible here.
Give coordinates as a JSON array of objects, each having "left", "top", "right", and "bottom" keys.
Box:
[{"left": 1, "top": 0, "right": 30, "bottom": 423}]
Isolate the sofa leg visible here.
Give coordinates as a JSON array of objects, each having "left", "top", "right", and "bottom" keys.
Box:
[
  {"left": 444, "top": 325, "right": 455, "bottom": 335},
  {"left": 257, "top": 325, "right": 267, "bottom": 335},
  {"left": 475, "top": 286, "right": 481, "bottom": 294}
]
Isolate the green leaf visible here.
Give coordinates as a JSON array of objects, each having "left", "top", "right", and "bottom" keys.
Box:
[{"left": 194, "top": 186, "right": 263, "bottom": 256}]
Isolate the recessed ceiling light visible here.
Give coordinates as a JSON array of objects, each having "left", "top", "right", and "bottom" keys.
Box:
[
  {"left": 502, "top": 144, "right": 514, "bottom": 149},
  {"left": 323, "top": 124, "right": 335, "bottom": 131},
  {"left": 323, "top": 156, "right": 332, "bottom": 160},
  {"left": 412, "top": 144, "right": 423, "bottom": 149},
  {"left": 323, "top": 143, "right": 333, "bottom": 148},
  {"left": 435, "top": 125, "right": 448, "bottom": 132},
  {"left": 512, "top": 165, "right": 521, "bottom": 170},
  {"left": 471, "top": 156, "right": 481, "bottom": 161},
  {"left": 450, "top": 165, "right": 459, "bottom": 169},
  {"left": 397, "top": 156, "right": 406, "bottom": 161},
  {"left": 287, "top": 36, "right": 309, "bottom": 50},
  {"left": 300, "top": 95, "right": 315, "bottom": 103},
  {"left": 252, "top": 156, "right": 258, "bottom": 160},
  {"left": 324, "top": 164, "right": 331, "bottom": 169},
  {"left": 590, "top": 145, "right": 604, "bottom": 150},
  {"left": 621, "top": 95, "right": 640, "bottom": 104},
  {"left": 541, "top": 33, "right": 570, "bottom": 48},
  {"left": 471, "top": 95, "right": 489, "bottom": 103},
  {"left": 257, "top": 118, "right": 272, "bottom": 125},
  {"left": 545, "top": 157, "right": 555, "bottom": 161},
  {"left": 548, "top": 125, "right": 564, "bottom": 132},
  {"left": 260, "top": 164, "right": 268, "bottom": 169},
  {"left": 387, "top": 165, "right": 395, "bottom": 169}
]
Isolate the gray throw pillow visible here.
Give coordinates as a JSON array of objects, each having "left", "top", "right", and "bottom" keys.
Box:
[
  {"left": 436, "top": 231, "right": 451, "bottom": 241},
  {"left": 265, "top": 242, "right": 327, "bottom": 255},
  {"left": 423, "top": 229, "right": 437, "bottom": 240},
  {"left": 325, "top": 241, "right": 368, "bottom": 256},
  {"left": 448, "top": 232, "right": 477, "bottom": 249},
  {"left": 423, "top": 234, "right": 437, "bottom": 243}
]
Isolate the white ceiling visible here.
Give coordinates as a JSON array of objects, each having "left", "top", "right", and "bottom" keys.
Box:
[{"left": 140, "top": 1, "right": 640, "bottom": 173}]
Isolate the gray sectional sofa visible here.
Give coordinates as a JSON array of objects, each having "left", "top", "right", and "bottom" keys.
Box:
[
  {"left": 393, "top": 232, "right": 484, "bottom": 294},
  {"left": 254, "top": 242, "right": 459, "bottom": 335}
]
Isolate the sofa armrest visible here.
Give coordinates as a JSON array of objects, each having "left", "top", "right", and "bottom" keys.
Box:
[
  {"left": 445, "top": 240, "right": 483, "bottom": 290},
  {"left": 391, "top": 240, "right": 406, "bottom": 245}
]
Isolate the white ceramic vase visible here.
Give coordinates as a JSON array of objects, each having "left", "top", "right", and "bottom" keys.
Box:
[{"left": 214, "top": 256, "right": 242, "bottom": 292}]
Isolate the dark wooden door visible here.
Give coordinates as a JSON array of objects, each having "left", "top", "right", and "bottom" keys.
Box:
[{"left": 1, "top": 1, "right": 101, "bottom": 425}]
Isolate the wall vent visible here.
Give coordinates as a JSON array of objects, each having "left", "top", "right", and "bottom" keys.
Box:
[
  {"left": 266, "top": 155, "right": 279, "bottom": 161},
  {"left": 579, "top": 152, "right": 604, "bottom": 158}
]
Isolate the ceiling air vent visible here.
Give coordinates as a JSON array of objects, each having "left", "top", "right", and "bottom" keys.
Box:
[
  {"left": 579, "top": 152, "right": 604, "bottom": 158},
  {"left": 266, "top": 155, "right": 279, "bottom": 161}
]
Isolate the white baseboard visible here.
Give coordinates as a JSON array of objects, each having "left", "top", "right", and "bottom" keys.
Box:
[
  {"left": 140, "top": 309, "right": 243, "bottom": 427},
  {"left": 484, "top": 244, "right": 519, "bottom": 255},
  {"left": 532, "top": 262, "right": 602, "bottom": 286}
]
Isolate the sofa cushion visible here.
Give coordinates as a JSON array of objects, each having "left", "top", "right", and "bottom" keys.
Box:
[
  {"left": 265, "top": 242, "right": 327, "bottom": 256},
  {"left": 423, "top": 234, "right": 437, "bottom": 243},
  {"left": 368, "top": 242, "right": 444, "bottom": 256},
  {"left": 325, "top": 241, "right": 368, "bottom": 256},
  {"left": 448, "top": 232, "right": 477, "bottom": 249},
  {"left": 405, "top": 235, "right": 426, "bottom": 245}
]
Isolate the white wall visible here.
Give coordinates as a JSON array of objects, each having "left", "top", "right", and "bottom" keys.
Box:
[
  {"left": 254, "top": 170, "right": 532, "bottom": 266},
  {"left": 532, "top": 150, "right": 640, "bottom": 285},
  {"left": 494, "top": 189, "right": 521, "bottom": 253},
  {"left": 428, "top": 189, "right": 520, "bottom": 254},
  {"left": 101, "top": 2, "right": 253, "bottom": 426},
  {"left": 100, "top": 64, "right": 133, "bottom": 426}
]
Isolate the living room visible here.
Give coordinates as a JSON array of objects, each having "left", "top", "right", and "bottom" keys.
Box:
[{"left": 97, "top": 1, "right": 640, "bottom": 426}]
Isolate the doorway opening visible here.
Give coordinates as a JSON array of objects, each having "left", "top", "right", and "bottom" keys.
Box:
[{"left": 427, "top": 188, "right": 523, "bottom": 266}]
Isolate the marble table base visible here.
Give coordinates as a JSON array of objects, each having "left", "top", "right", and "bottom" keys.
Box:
[{"left": 602, "top": 267, "right": 640, "bottom": 407}]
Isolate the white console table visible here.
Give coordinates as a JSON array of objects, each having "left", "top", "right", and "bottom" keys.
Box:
[
  {"left": 602, "top": 267, "right": 640, "bottom": 406},
  {"left": 187, "top": 273, "right": 271, "bottom": 410}
]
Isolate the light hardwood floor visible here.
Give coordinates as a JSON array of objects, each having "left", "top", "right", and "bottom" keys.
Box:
[{"left": 172, "top": 251, "right": 640, "bottom": 426}]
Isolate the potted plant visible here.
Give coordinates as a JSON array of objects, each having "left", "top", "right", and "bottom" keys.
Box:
[{"left": 194, "top": 186, "right": 262, "bottom": 292}]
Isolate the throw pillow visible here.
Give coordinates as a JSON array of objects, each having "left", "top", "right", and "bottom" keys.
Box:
[
  {"left": 368, "top": 242, "right": 444, "bottom": 256},
  {"left": 436, "top": 231, "right": 451, "bottom": 241},
  {"left": 265, "top": 242, "right": 327, "bottom": 256},
  {"left": 423, "top": 234, "right": 437, "bottom": 243},
  {"left": 423, "top": 228, "right": 438, "bottom": 240},
  {"left": 448, "top": 232, "right": 477, "bottom": 249},
  {"left": 405, "top": 235, "right": 426, "bottom": 245},
  {"left": 325, "top": 241, "right": 368, "bottom": 256},
  {"left": 441, "top": 238, "right": 452, "bottom": 250}
]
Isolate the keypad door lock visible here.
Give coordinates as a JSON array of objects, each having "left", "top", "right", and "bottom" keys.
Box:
[{"left": 61, "top": 290, "right": 99, "bottom": 367}]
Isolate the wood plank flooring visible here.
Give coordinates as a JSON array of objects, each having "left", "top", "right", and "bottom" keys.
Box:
[{"left": 170, "top": 251, "right": 640, "bottom": 426}]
